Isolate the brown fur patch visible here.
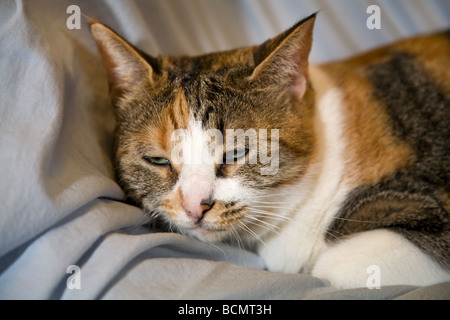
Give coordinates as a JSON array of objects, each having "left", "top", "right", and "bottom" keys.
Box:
[
  {"left": 320, "top": 53, "right": 414, "bottom": 187},
  {"left": 135, "top": 89, "right": 190, "bottom": 173},
  {"left": 160, "top": 188, "right": 184, "bottom": 219},
  {"left": 395, "top": 31, "right": 450, "bottom": 97},
  {"left": 320, "top": 31, "right": 450, "bottom": 189},
  {"left": 324, "top": 31, "right": 450, "bottom": 269},
  {"left": 342, "top": 76, "right": 412, "bottom": 186},
  {"left": 163, "top": 89, "right": 190, "bottom": 131}
]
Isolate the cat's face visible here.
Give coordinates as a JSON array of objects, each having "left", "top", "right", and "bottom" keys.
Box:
[{"left": 91, "top": 15, "right": 316, "bottom": 243}]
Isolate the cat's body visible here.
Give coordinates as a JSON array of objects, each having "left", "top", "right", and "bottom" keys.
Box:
[
  {"left": 262, "top": 32, "right": 450, "bottom": 287},
  {"left": 91, "top": 15, "right": 450, "bottom": 289}
]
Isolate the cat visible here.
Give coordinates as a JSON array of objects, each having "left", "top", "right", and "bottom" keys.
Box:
[{"left": 90, "top": 13, "right": 450, "bottom": 289}]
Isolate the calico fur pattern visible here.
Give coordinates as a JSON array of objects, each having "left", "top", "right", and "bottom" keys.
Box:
[
  {"left": 91, "top": 14, "right": 450, "bottom": 288},
  {"left": 323, "top": 37, "right": 450, "bottom": 269}
]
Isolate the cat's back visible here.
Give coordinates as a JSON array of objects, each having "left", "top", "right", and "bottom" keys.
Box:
[
  {"left": 318, "top": 29, "right": 450, "bottom": 191},
  {"left": 314, "top": 30, "right": 450, "bottom": 268},
  {"left": 321, "top": 29, "right": 450, "bottom": 88}
]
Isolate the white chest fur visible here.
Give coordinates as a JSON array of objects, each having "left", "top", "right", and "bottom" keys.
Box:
[{"left": 257, "top": 85, "right": 351, "bottom": 274}]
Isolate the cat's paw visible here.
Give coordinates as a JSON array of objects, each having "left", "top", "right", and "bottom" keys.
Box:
[{"left": 311, "top": 229, "right": 450, "bottom": 289}]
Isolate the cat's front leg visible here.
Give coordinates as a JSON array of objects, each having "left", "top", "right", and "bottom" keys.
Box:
[{"left": 311, "top": 228, "right": 450, "bottom": 289}]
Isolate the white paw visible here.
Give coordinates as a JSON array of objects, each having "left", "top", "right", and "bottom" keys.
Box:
[{"left": 312, "top": 229, "right": 450, "bottom": 289}]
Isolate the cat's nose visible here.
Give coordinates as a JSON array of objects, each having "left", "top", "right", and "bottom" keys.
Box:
[{"left": 182, "top": 198, "right": 214, "bottom": 221}]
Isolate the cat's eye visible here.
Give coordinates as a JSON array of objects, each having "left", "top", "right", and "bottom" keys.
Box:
[
  {"left": 144, "top": 157, "right": 171, "bottom": 166},
  {"left": 224, "top": 148, "right": 248, "bottom": 164}
]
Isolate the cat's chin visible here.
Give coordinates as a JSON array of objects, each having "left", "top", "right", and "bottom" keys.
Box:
[{"left": 183, "top": 226, "right": 229, "bottom": 243}]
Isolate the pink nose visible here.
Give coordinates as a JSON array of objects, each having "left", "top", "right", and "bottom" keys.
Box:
[{"left": 182, "top": 198, "right": 214, "bottom": 221}]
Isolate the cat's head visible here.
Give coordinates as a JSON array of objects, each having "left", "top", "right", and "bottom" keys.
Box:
[{"left": 91, "top": 14, "right": 317, "bottom": 243}]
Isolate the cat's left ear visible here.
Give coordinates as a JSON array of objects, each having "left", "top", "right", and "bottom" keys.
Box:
[
  {"left": 249, "top": 13, "right": 316, "bottom": 100},
  {"left": 90, "top": 21, "right": 157, "bottom": 104}
]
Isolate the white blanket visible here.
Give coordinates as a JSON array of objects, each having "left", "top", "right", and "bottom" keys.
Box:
[{"left": 1, "top": 0, "right": 449, "bottom": 299}]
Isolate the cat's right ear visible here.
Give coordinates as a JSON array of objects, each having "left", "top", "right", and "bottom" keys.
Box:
[
  {"left": 249, "top": 13, "right": 316, "bottom": 100},
  {"left": 90, "top": 22, "right": 156, "bottom": 103}
]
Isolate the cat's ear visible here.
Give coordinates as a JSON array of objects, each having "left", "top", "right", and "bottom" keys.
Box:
[
  {"left": 249, "top": 13, "right": 316, "bottom": 99},
  {"left": 90, "top": 21, "right": 157, "bottom": 103}
]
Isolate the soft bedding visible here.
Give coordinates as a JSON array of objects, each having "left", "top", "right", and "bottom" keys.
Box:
[{"left": 1, "top": 0, "right": 449, "bottom": 300}]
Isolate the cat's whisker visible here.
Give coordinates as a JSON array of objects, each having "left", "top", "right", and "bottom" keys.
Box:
[
  {"left": 251, "top": 205, "right": 293, "bottom": 210},
  {"left": 325, "top": 229, "right": 345, "bottom": 241},
  {"left": 148, "top": 210, "right": 160, "bottom": 219},
  {"left": 127, "top": 213, "right": 152, "bottom": 231},
  {"left": 296, "top": 220, "right": 345, "bottom": 242},
  {"left": 249, "top": 214, "right": 292, "bottom": 226},
  {"left": 244, "top": 215, "right": 333, "bottom": 251},
  {"left": 255, "top": 208, "right": 344, "bottom": 244},
  {"left": 248, "top": 214, "right": 293, "bottom": 227},
  {"left": 237, "top": 220, "right": 266, "bottom": 247},
  {"left": 229, "top": 225, "right": 246, "bottom": 255},
  {"left": 177, "top": 227, "right": 188, "bottom": 237},
  {"left": 248, "top": 208, "right": 294, "bottom": 222},
  {"left": 332, "top": 216, "right": 379, "bottom": 224},
  {"left": 168, "top": 221, "right": 175, "bottom": 234},
  {"left": 244, "top": 215, "right": 281, "bottom": 235},
  {"left": 249, "top": 201, "right": 290, "bottom": 206},
  {"left": 202, "top": 239, "right": 229, "bottom": 260},
  {"left": 248, "top": 192, "right": 293, "bottom": 199}
]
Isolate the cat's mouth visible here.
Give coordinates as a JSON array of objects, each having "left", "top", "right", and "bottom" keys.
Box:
[
  {"left": 152, "top": 200, "right": 249, "bottom": 242},
  {"left": 172, "top": 211, "right": 245, "bottom": 242}
]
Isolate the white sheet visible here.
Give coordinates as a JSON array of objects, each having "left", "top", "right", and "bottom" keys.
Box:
[{"left": 1, "top": 0, "right": 449, "bottom": 300}]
